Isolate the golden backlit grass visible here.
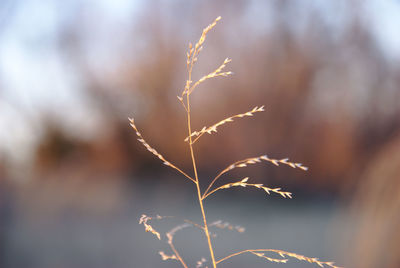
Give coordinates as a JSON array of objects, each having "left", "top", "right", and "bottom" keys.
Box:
[{"left": 134, "top": 17, "right": 341, "bottom": 268}]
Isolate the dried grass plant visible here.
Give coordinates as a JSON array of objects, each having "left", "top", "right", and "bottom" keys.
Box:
[{"left": 131, "top": 17, "right": 341, "bottom": 268}]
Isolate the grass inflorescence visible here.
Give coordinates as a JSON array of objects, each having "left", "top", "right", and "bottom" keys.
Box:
[{"left": 133, "top": 16, "right": 341, "bottom": 268}]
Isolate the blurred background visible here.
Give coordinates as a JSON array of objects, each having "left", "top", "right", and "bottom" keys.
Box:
[{"left": 1, "top": 0, "right": 400, "bottom": 267}]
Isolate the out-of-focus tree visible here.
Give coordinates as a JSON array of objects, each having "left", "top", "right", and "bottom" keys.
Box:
[{"left": 2, "top": 0, "right": 399, "bottom": 195}]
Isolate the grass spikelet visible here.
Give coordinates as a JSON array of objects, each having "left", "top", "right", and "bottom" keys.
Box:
[
  {"left": 227, "top": 155, "right": 308, "bottom": 172},
  {"left": 193, "top": 16, "right": 221, "bottom": 62},
  {"left": 203, "top": 155, "right": 307, "bottom": 198},
  {"left": 129, "top": 118, "right": 169, "bottom": 166},
  {"left": 159, "top": 251, "right": 178, "bottom": 261},
  {"left": 250, "top": 251, "right": 289, "bottom": 263},
  {"left": 209, "top": 220, "right": 246, "bottom": 233},
  {"left": 269, "top": 250, "right": 342, "bottom": 268},
  {"left": 202, "top": 177, "right": 292, "bottom": 200},
  {"left": 129, "top": 118, "right": 195, "bottom": 183},
  {"left": 187, "top": 58, "right": 232, "bottom": 95},
  {"left": 185, "top": 106, "right": 265, "bottom": 143},
  {"left": 182, "top": 16, "right": 227, "bottom": 97},
  {"left": 139, "top": 214, "right": 163, "bottom": 240},
  {"left": 196, "top": 257, "right": 207, "bottom": 268},
  {"left": 166, "top": 223, "right": 192, "bottom": 240},
  {"left": 217, "top": 249, "right": 342, "bottom": 268}
]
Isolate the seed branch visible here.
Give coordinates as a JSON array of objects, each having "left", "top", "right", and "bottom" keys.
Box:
[
  {"left": 185, "top": 106, "right": 265, "bottom": 144},
  {"left": 203, "top": 155, "right": 307, "bottom": 199},
  {"left": 202, "top": 177, "right": 292, "bottom": 200},
  {"left": 217, "top": 249, "right": 342, "bottom": 268},
  {"left": 129, "top": 118, "right": 195, "bottom": 183}
]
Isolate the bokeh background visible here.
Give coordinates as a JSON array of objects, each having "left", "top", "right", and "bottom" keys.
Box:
[{"left": 1, "top": 0, "right": 400, "bottom": 267}]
